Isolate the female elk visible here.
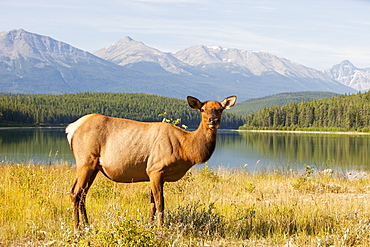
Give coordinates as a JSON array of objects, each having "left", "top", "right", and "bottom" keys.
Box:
[{"left": 66, "top": 95, "right": 236, "bottom": 229}]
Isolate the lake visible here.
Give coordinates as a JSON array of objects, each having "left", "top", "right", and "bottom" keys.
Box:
[{"left": 1, "top": 128, "right": 369, "bottom": 172}]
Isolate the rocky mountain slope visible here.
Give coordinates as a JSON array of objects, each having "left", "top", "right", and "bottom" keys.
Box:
[
  {"left": 174, "top": 45, "right": 326, "bottom": 79},
  {"left": 0, "top": 29, "right": 358, "bottom": 101},
  {"left": 93, "top": 36, "right": 191, "bottom": 75},
  {"left": 94, "top": 39, "right": 356, "bottom": 99},
  {"left": 325, "top": 60, "right": 370, "bottom": 91},
  {"left": 0, "top": 29, "right": 157, "bottom": 94}
]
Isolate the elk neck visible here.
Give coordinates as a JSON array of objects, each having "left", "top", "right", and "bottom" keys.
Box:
[{"left": 185, "top": 121, "right": 217, "bottom": 164}]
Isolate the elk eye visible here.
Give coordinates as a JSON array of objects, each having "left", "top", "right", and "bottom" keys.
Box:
[{"left": 200, "top": 108, "right": 205, "bottom": 112}]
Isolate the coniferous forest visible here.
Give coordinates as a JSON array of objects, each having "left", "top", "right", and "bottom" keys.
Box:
[
  {"left": 241, "top": 91, "right": 370, "bottom": 132},
  {"left": 2, "top": 91, "right": 370, "bottom": 131},
  {"left": 0, "top": 92, "right": 245, "bottom": 128}
]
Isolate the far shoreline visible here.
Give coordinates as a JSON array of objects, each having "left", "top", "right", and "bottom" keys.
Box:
[{"left": 236, "top": 129, "right": 370, "bottom": 135}]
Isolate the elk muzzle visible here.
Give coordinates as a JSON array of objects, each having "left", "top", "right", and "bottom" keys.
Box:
[{"left": 208, "top": 117, "right": 220, "bottom": 129}]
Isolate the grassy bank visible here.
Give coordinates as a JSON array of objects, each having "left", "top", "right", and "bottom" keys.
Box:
[{"left": 1, "top": 163, "right": 370, "bottom": 246}]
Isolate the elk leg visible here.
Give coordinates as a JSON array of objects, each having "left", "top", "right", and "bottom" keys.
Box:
[
  {"left": 149, "top": 191, "right": 156, "bottom": 224},
  {"left": 149, "top": 172, "right": 164, "bottom": 227},
  {"left": 80, "top": 168, "right": 99, "bottom": 225},
  {"left": 70, "top": 159, "right": 99, "bottom": 230},
  {"left": 70, "top": 177, "right": 81, "bottom": 230}
]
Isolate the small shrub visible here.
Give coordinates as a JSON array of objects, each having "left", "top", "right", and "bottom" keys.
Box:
[
  {"left": 293, "top": 165, "right": 342, "bottom": 193},
  {"left": 243, "top": 182, "right": 256, "bottom": 193},
  {"left": 229, "top": 207, "right": 256, "bottom": 239},
  {"left": 200, "top": 163, "right": 220, "bottom": 182},
  {"left": 65, "top": 219, "right": 168, "bottom": 246},
  {"left": 166, "top": 201, "right": 226, "bottom": 239}
]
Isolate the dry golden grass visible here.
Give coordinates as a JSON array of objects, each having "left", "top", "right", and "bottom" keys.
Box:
[{"left": 1, "top": 163, "right": 370, "bottom": 246}]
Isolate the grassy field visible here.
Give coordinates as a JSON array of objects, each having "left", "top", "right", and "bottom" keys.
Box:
[{"left": 1, "top": 163, "right": 370, "bottom": 246}]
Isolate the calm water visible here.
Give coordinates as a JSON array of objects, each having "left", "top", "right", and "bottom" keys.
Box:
[{"left": 1, "top": 128, "right": 369, "bottom": 172}]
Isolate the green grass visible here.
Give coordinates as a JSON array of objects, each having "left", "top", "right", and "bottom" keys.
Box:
[{"left": 1, "top": 163, "right": 370, "bottom": 246}]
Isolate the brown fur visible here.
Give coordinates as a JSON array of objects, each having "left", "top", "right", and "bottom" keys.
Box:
[{"left": 66, "top": 95, "right": 236, "bottom": 229}]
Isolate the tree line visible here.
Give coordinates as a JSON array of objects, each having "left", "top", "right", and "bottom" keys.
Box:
[
  {"left": 240, "top": 91, "right": 370, "bottom": 132},
  {"left": 231, "top": 91, "right": 338, "bottom": 116},
  {"left": 0, "top": 92, "right": 245, "bottom": 128}
]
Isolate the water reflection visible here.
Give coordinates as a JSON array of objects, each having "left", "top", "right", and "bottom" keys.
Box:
[
  {"left": 207, "top": 131, "right": 370, "bottom": 172},
  {"left": 0, "top": 128, "right": 73, "bottom": 164},
  {"left": 1, "top": 128, "right": 369, "bottom": 172}
]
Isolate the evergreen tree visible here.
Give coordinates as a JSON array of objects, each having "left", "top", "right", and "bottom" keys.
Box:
[{"left": 241, "top": 91, "right": 370, "bottom": 132}]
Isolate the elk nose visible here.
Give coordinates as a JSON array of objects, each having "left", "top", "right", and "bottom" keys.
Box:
[{"left": 209, "top": 117, "right": 219, "bottom": 124}]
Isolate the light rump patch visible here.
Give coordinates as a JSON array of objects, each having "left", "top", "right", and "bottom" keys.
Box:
[{"left": 65, "top": 114, "right": 95, "bottom": 145}]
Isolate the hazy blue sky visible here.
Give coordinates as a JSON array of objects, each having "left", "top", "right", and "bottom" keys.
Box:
[{"left": 1, "top": 0, "right": 369, "bottom": 70}]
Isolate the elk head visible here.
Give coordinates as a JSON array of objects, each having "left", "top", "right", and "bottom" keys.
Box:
[{"left": 187, "top": 96, "right": 237, "bottom": 130}]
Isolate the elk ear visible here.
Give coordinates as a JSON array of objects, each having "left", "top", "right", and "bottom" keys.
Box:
[
  {"left": 187, "top": 96, "right": 203, "bottom": 110},
  {"left": 221, "top": 96, "right": 237, "bottom": 109}
]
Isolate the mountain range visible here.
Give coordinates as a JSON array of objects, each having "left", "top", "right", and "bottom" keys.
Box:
[
  {"left": 324, "top": 60, "right": 370, "bottom": 91},
  {"left": 0, "top": 29, "right": 364, "bottom": 101}
]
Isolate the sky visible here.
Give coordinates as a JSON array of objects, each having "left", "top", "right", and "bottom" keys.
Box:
[{"left": 1, "top": 0, "right": 369, "bottom": 70}]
